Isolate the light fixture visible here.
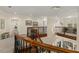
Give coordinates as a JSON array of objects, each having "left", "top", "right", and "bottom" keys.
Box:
[
  {"left": 51, "top": 6, "right": 61, "bottom": 9},
  {"left": 8, "top": 6, "right": 12, "bottom": 8}
]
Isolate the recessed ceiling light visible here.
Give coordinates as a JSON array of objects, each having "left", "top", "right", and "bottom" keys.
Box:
[{"left": 51, "top": 6, "right": 61, "bottom": 9}]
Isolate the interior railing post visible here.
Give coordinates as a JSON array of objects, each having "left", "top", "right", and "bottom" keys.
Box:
[
  {"left": 26, "top": 42, "right": 27, "bottom": 49},
  {"left": 14, "top": 35, "right": 17, "bottom": 53},
  {"left": 48, "top": 50, "right": 51, "bottom": 53},
  {"left": 22, "top": 40, "right": 25, "bottom": 53},
  {"left": 21, "top": 40, "right": 23, "bottom": 53},
  {"left": 35, "top": 46, "right": 38, "bottom": 53},
  {"left": 28, "top": 44, "right": 32, "bottom": 53}
]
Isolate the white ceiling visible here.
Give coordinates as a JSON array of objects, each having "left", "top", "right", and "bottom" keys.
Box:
[{"left": 0, "top": 6, "right": 78, "bottom": 17}]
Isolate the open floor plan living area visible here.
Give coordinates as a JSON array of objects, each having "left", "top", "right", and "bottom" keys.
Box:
[{"left": 0, "top": 6, "right": 79, "bottom": 53}]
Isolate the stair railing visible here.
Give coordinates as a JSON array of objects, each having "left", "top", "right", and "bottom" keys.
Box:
[{"left": 14, "top": 34, "right": 79, "bottom": 53}]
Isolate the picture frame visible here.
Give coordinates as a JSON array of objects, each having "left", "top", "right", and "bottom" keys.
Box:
[
  {"left": 0, "top": 32, "right": 10, "bottom": 40},
  {"left": 25, "top": 20, "right": 32, "bottom": 26},
  {"left": 0, "top": 19, "right": 5, "bottom": 29},
  {"left": 33, "top": 21, "right": 38, "bottom": 27}
]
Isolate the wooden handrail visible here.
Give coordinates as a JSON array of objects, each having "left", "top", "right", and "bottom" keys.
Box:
[{"left": 15, "top": 34, "right": 79, "bottom": 53}]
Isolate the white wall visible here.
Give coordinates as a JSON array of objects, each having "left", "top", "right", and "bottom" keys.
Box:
[
  {"left": 0, "top": 14, "right": 47, "bottom": 53},
  {"left": 0, "top": 15, "right": 15, "bottom": 53},
  {"left": 18, "top": 16, "right": 47, "bottom": 35},
  {"left": 47, "top": 17, "right": 57, "bottom": 45}
]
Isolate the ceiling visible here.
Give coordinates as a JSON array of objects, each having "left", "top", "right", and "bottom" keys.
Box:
[{"left": 0, "top": 6, "right": 78, "bottom": 17}]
